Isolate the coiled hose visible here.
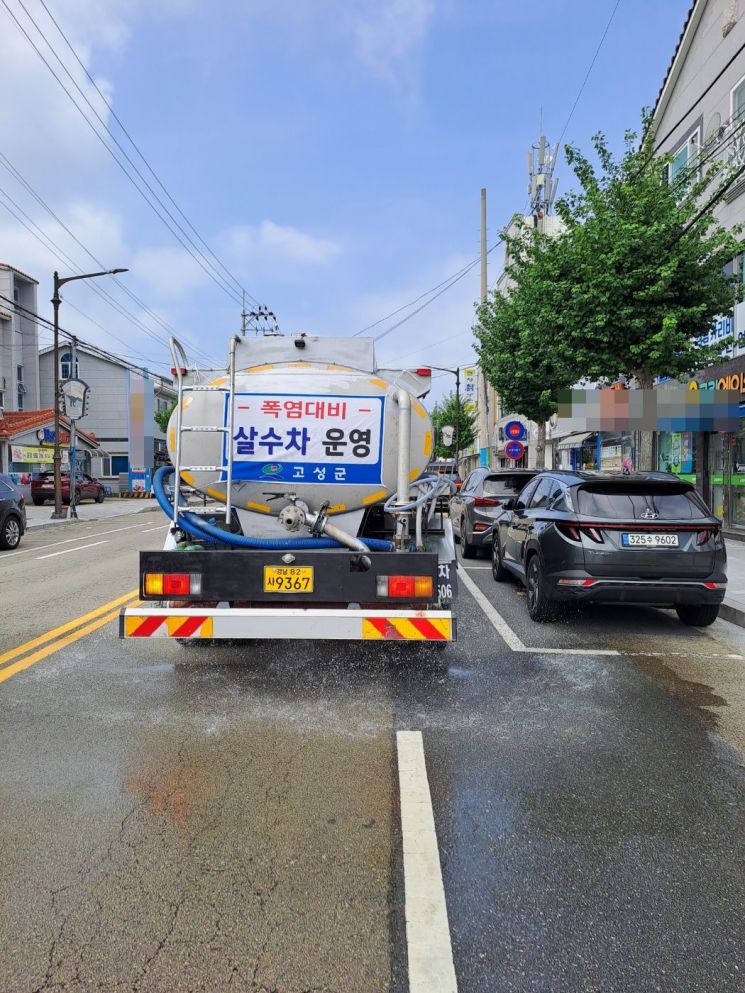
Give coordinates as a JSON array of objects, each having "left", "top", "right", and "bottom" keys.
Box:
[{"left": 153, "top": 466, "right": 393, "bottom": 551}]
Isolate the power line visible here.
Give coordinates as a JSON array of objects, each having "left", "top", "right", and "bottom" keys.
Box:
[
  {"left": 555, "top": 0, "right": 623, "bottom": 155},
  {"left": 0, "top": 181, "right": 217, "bottom": 367},
  {"left": 35, "top": 0, "right": 259, "bottom": 308},
  {"left": 0, "top": 152, "right": 218, "bottom": 365},
  {"left": 0, "top": 0, "right": 255, "bottom": 311},
  {"left": 0, "top": 291, "right": 174, "bottom": 371},
  {"left": 372, "top": 242, "right": 502, "bottom": 344}
]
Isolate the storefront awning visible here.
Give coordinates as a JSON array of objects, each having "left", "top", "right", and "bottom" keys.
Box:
[{"left": 555, "top": 432, "right": 594, "bottom": 450}]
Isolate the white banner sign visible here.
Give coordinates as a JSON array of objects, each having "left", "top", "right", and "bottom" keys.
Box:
[
  {"left": 227, "top": 393, "right": 385, "bottom": 485},
  {"left": 462, "top": 367, "right": 477, "bottom": 412}
]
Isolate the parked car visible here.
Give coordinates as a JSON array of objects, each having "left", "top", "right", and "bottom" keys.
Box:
[
  {"left": 0, "top": 473, "right": 27, "bottom": 550},
  {"left": 452, "top": 468, "right": 539, "bottom": 557},
  {"left": 491, "top": 470, "right": 727, "bottom": 626},
  {"left": 31, "top": 471, "right": 106, "bottom": 506}
]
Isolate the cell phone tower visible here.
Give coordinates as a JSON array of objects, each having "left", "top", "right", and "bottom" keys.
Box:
[{"left": 527, "top": 136, "right": 559, "bottom": 232}]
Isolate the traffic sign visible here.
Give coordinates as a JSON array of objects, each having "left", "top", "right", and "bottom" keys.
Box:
[
  {"left": 505, "top": 440, "right": 525, "bottom": 461},
  {"left": 504, "top": 420, "right": 526, "bottom": 441}
]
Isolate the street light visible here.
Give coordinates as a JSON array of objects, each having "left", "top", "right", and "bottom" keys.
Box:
[
  {"left": 51, "top": 268, "right": 128, "bottom": 519},
  {"left": 429, "top": 365, "right": 462, "bottom": 469}
]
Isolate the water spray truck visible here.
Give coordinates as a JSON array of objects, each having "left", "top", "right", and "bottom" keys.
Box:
[{"left": 119, "top": 332, "right": 458, "bottom": 645}]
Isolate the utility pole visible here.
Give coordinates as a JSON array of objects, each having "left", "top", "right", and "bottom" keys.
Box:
[
  {"left": 455, "top": 366, "right": 461, "bottom": 470},
  {"left": 68, "top": 336, "right": 79, "bottom": 518},
  {"left": 50, "top": 268, "right": 128, "bottom": 519},
  {"left": 240, "top": 291, "right": 248, "bottom": 337},
  {"left": 480, "top": 188, "right": 490, "bottom": 466}
]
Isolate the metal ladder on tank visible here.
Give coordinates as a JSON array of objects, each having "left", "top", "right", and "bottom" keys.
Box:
[{"left": 168, "top": 336, "right": 238, "bottom": 529}]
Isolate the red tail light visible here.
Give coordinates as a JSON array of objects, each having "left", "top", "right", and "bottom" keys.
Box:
[
  {"left": 557, "top": 522, "right": 581, "bottom": 542},
  {"left": 697, "top": 528, "right": 719, "bottom": 545},
  {"left": 473, "top": 497, "right": 499, "bottom": 507},
  {"left": 18, "top": 494, "right": 24, "bottom": 507},
  {"left": 376, "top": 575, "right": 433, "bottom": 598},
  {"left": 416, "top": 368, "right": 431, "bottom": 377},
  {"left": 556, "top": 523, "right": 604, "bottom": 543}
]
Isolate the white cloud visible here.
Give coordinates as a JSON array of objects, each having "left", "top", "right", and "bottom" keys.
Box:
[
  {"left": 224, "top": 220, "right": 342, "bottom": 269},
  {"left": 344, "top": 0, "right": 436, "bottom": 83}
]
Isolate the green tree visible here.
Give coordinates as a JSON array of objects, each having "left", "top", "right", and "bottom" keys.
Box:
[
  {"left": 430, "top": 392, "right": 476, "bottom": 459},
  {"left": 555, "top": 115, "right": 741, "bottom": 467},
  {"left": 154, "top": 400, "right": 176, "bottom": 434},
  {"left": 475, "top": 224, "right": 577, "bottom": 466}
]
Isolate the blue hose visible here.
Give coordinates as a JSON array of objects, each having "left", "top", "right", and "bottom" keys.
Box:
[{"left": 153, "top": 466, "right": 393, "bottom": 551}]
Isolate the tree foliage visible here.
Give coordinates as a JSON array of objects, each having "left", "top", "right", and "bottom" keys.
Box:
[
  {"left": 476, "top": 112, "right": 742, "bottom": 467},
  {"left": 554, "top": 115, "right": 740, "bottom": 387},
  {"left": 430, "top": 391, "right": 476, "bottom": 458},
  {"left": 154, "top": 400, "right": 177, "bottom": 434}
]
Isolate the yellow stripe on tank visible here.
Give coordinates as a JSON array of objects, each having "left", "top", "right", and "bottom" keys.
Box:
[
  {"left": 180, "top": 471, "right": 195, "bottom": 485},
  {"left": 363, "top": 489, "right": 388, "bottom": 506},
  {"left": 369, "top": 378, "right": 388, "bottom": 389},
  {"left": 245, "top": 501, "right": 271, "bottom": 513},
  {"left": 424, "top": 431, "right": 432, "bottom": 457},
  {"left": 413, "top": 401, "right": 427, "bottom": 419}
]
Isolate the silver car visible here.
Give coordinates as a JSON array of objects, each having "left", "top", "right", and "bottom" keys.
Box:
[{"left": 451, "top": 468, "right": 539, "bottom": 558}]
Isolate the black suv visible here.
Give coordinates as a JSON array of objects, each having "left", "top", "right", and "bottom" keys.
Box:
[
  {"left": 491, "top": 471, "right": 727, "bottom": 626},
  {"left": 0, "top": 473, "right": 27, "bottom": 550}
]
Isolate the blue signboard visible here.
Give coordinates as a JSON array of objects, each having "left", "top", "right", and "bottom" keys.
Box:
[{"left": 223, "top": 393, "right": 385, "bottom": 485}]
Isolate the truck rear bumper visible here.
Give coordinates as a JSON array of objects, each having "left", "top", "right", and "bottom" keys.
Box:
[{"left": 120, "top": 606, "right": 456, "bottom": 642}]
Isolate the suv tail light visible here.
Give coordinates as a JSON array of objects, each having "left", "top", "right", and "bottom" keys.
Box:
[
  {"left": 473, "top": 497, "right": 499, "bottom": 507},
  {"left": 556, "top": 522, "right": 604, "bottom": 544},
  {"left": 697, "top": 528, "right": 719, "bottom": 545},
  {"left": 376, "top": 575, "right": 433, "bottom": 598},
  {"left": 144, "top": 572, "right": 202, "bottom": 596}
]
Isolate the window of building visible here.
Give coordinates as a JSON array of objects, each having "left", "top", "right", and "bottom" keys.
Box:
[
  {"left": 111, "top": 455, "right": 129, "bottom": 475},
  {"left": 733, "top": 76, "right": 745, "bottom": 125},
  {"left": 665, "top": 129, "right": 700, "bottom": 188},
  {"left": 60, "top": 352, "right": 78, "bottom": 379},
  {"left": 17, "top": 389, "right": 24, "bottom": 410},
  {"left": 0, "top": 390, "right": 4, "bottom": 408},
  {"left": 16, "top": 365, "right": 23, "bottom": 383}
]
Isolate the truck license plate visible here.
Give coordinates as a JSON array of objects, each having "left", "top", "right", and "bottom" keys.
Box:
[
  {"left": 263, "top": 565, "right": 314, "bottom": 593},
  {"left": 622, "top": 533, "right": 679, "bottom": 547}
]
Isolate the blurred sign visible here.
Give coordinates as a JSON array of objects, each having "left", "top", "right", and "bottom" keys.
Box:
[
  {"left": 129, "top": 467, "right": 151, "bottom": 492},
  {"left": 441, "top": 425, "right": 454, "bottom": 447},
  {"left": 462, "top": 368, "right": 477, "bottom": 412},
  {"left": 12, "top": 445, "right": 68, "bottom": 464}
]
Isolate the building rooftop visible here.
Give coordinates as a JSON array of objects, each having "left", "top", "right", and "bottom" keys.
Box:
[
  {"left": 0, "top": 409, "right": 99, "bottom": 447},
  {"left": 0, "top": 263, "right": 39, "bottom": 285},
  {"left": 652, "top": 0, "right": 701, "bottom": 126}
]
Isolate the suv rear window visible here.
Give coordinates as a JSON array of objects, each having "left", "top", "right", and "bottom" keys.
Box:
[
  {"left": 483, "top": 474, "right": 533, "bottom": 496},
  {"left": 576, "top": 483, "right": 708, "bottom": 520}
]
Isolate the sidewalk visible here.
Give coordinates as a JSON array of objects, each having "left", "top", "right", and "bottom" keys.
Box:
[
  {"left": 24, "top": 498, "right": 161, "bottom": 529},
  {"left": 722, "top": 539, "right": 745, "bottom": 628}
]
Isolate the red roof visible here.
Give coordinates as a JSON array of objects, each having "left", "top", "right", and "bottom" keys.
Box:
[{"left": 0, "top": 409, "right": 100, "bottom": 447}]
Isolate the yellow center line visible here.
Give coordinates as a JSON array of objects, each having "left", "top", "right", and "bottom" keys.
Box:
[
  {"left": 0, "top": 604, "right": 138, "bottom": 684},
  {"left": 0, "top": 589, "right": 140, "bottom": 670}
]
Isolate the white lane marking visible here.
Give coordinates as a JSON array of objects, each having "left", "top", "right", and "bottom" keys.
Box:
[
  {"left": 458, "top": 567, "right": 528, "bottom": 651},
  {"left": 397, "top": 730, "right": 458, "bottom": 993},
  {"left": 36, "top": 540, "right": 109, "bottom": 560},
  {"left": 140, "top": 526, "right": 167, "bottom": 533},
  {"left": 461, "top": 565, "right": 742, "bottom": 658},
  {"left": 2, "top": 520, "right": 161, "bottom": 560}
]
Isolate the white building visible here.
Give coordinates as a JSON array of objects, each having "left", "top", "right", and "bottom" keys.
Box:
[
  {"left": 38, "top": 342, "right": 175, "bottom": 488},
  {"left": 0, "top": 263, "right": 40, "bottom": 414}
]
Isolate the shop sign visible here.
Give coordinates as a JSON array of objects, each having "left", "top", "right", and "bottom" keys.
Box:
[
  {"left": 462, "top": 368, "right": 478, "bottom": 413},
  {"left": 12, "top": 445, "right": 68, "bottom": 463},
  {"left": 35, "top": 427, "right": 70, "bottom": 445},
  {"left": 688, "top": 372, "right": 745, "bottom": 396}
]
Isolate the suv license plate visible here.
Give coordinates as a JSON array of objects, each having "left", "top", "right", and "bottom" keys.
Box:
[
  {"left": 263, "top": 565, "right": 314, "bottom": 593},
  {"left": 622, "top": 533, "right": 679, "bottom": 547}
]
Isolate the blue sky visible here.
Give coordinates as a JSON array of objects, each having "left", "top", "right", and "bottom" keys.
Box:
[{"left": 0, "top": 0, "right": 689, "bottom": 402}]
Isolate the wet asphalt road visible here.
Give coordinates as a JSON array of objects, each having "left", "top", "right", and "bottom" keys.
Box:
[{"left": 2, "top": 516, "right": 745, "bottom": 992}]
